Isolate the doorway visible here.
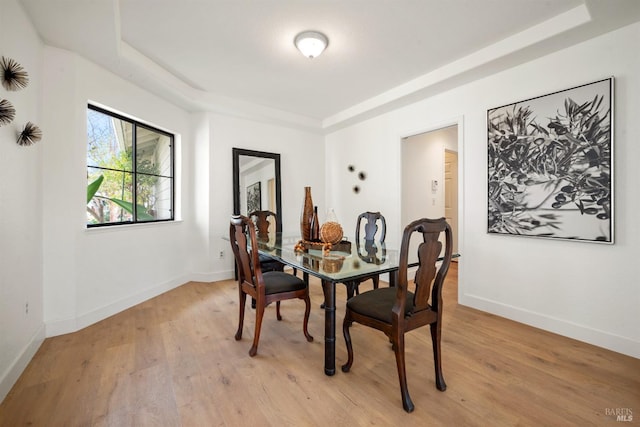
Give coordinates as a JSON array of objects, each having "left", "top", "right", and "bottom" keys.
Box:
[
  {"left": 401, "top": 125, "right": 459, "bottom": 258},
  {"left": 445, "top": 150, "right": 459, "bottom": 255}
]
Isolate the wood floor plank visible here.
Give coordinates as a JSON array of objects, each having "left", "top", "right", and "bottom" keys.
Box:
[{"left": 1, "top": 263, "right": 639, "bottom": 426}]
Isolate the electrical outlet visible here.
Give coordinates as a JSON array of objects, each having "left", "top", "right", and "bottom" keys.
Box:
[
  {"left": 25, "top": 302, "right": 29, "bottom": 315},
  {"left": 219, "top": 250, "right": 224, "bottom": 259}
]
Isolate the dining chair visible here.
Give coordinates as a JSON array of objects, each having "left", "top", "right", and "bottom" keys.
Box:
[
  {"left": 229, "top": 214, "right": 313, "bottom": 357},
  {"left": 348, "top": 211, "right": 386, "bottom": 298},
  {"left": 248, "top": 210, "right": 286, "bottom": 273},
  {"left": 341, "top": 217, "right": 453, "bottom": 412}
]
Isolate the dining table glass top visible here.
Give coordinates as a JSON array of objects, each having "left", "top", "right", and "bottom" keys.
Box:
[{"left": 256, "top": 233, "right": 399, "bottom": 282}]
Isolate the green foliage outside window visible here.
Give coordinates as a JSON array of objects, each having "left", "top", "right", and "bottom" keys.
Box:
[{"left": 86, "top": 106, "right": 173, "bottom": 226}]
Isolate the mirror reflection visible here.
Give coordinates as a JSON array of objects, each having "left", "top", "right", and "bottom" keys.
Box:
[
  {"left": 232, "top": 148, "right": 282, "bottom": 227},
  {"left": 239, "top": 156, "right": 275, "bottom": 213}
]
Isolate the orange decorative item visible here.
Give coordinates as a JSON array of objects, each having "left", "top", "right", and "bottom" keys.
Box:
[{"left": 320, "top": 221, "right": 343, "bottom": 245}]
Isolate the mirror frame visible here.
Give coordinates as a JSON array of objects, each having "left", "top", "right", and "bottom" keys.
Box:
[{"left": 232, "top": 148, "right": 282, "bottom": 227}]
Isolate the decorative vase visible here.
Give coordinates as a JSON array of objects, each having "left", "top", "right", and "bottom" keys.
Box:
[
  {"left": 325, "top": 208, "right": 338, "bottom": 223},
  {"left": 310, "top": 206, "right": 320, "bottom": 241},
  {"left": 300, "top": 187, "right": 314, "bottom": 241}
]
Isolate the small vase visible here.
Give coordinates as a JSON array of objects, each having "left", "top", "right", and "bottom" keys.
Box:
[
  {"left": 310, "top": 206, "right": 320, "bottom": 242},
  {"left": 325, "top": 208, "right": 338, "bottom": 223},
  {"left": 300, "top": 187, "right": 314, "bottom": 241}
]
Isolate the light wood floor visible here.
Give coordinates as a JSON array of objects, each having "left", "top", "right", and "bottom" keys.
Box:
[{"left": 1, "top": 263, "right": 638, "bottom": 426}]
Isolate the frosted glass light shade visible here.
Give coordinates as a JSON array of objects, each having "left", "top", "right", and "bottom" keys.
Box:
[{"left": 294, "top": 31, "right": 328, "bottom": 58}]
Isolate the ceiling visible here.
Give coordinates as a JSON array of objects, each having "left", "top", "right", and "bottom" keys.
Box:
[{"left": 18, "top": 0, "right": 640, "bottom": 132}]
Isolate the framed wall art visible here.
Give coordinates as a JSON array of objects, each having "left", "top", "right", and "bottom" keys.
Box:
[
  {"left": 246, "top": 181, "right": 262, "bottom": 213},
  {"left": 487, "top": 77, "right": 613, "bottom": 243}
]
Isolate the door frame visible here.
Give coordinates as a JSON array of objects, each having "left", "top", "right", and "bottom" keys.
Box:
[
  {"left": 397, "top": 116, "right": 464, "bottom": 293},
  {"left": 444, "top": 149, "right": 459, "bottom": 255}
]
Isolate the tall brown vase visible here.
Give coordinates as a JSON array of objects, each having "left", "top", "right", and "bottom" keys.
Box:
[{"left": 300, "top": 187, "right": 314, "bottom": 241}]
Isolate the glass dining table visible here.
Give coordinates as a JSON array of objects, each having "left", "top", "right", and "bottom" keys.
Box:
[{"left": 255, "top": 234, "right": 400, "bottom": 376}]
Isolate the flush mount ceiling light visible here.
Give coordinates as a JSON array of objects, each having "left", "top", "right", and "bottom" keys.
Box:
[{"left": 294, "top": 31, "right": 329, "bottom": 59}]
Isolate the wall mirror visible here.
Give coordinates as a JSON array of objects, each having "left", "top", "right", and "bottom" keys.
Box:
[{"left": 232, "top": 148, "right": 282, "bottom": 229}]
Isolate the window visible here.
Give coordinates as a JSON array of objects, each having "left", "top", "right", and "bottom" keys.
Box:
[{"left": 86, "top": 105, "right": 174, "bottom": 227}]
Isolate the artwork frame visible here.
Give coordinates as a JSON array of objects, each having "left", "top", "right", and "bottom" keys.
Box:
[
  {"left": 487, "top": 77, "right": 614, "bottom": 244},
  {"left": 246, "top": 181, "right": 262, "bottom": 213}
]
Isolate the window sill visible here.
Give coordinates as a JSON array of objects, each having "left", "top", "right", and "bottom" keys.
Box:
[{"left": 85, "top": 219, "right": 183, "bottom": 234}]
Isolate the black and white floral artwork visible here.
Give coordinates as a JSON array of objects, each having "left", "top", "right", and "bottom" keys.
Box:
[
  {"left": 487, "top": 78, "right": 613, "bottom": 243},
  {"left": 246, "top": 181, "right": 261, "bottom": 214}
]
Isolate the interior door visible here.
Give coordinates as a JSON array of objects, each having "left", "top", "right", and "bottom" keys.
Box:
[{"left": 444, "top": 150, "right": 459, "bottom": 255}]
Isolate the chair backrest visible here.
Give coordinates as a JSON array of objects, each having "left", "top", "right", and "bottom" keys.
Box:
[
  {"left": 355, "top": 211, "right": 386, "bottom": 243},
  {"left": 248, "top": 210, "right": 281, "bottom": 240},
  {"left": 229, "top": 215, "right": 264, "bottom": 291},
  {"left": 397, "top": 218, "right": 452, "bottom": 316}
]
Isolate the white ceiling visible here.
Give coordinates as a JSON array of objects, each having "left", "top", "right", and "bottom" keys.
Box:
[{"left": 18, "top": 0, "right": 640, "bottom": 132}]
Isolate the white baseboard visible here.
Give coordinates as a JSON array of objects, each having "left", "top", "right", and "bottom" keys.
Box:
[
  {"left": 0, "top": 324, "right": 45, "bottom": 403},
  {"left": 46, "top": 278, "right": 188, "bottom": 337},
  {"left": 459, "top": 293, "right": 640, "bottom": 359},
  {"left": 45, "top": 271, "right": 236, "bottom": 338},
  {"left": 46, "top": 275, "right": 190, "bottom": 337},
  {"left": 2, "top": 270, "right": 238, "bottom": 405},
  {"left": 189, "top": 269, "right": 234, "bottom": 283}
]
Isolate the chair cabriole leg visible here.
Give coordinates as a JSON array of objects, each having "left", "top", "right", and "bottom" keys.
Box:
[
  {"left": 303, "top": 295, "right": 313, "bottom": 342},
  {"left": 235, "top": 290, "right": 246, "bottom": 341},
  {"left": 393, "top": 333, "right": 414, "bottom": 412},
  {"left": 341, "top": 311, "right": 354, "bottom": 372},
  {"left": 430, "top": 321, "right": 447, "bottom": 391},
  {"left": 250, "top": 302, "right": 265, "bottom": 357}
]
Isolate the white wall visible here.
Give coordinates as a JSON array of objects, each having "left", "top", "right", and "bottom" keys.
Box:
[
  {"left": 0, "top": 0, "right": 45, "bottom": 401},
  {"left": 206, "top": 113, "right": 325, "bottom": 279},
  {"left": 324, "top": 118, "right": 399, "bottom": 241},
  {"left": 41, "top": 47, "right": 195, "bottom": 335},
  {"left": 37, "top": 49, "right": 327, "bottom": 333},
  {"left": 326, "top": 22, "right": 640, "bottom": 358}
]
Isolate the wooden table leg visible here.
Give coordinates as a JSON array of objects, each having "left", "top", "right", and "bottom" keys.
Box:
[
  {"left": 389, "top": 269, "right": 398, "bottom": 287},
  {"left": 322, "top": 279, "right": 336, "bottom": 376}
]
